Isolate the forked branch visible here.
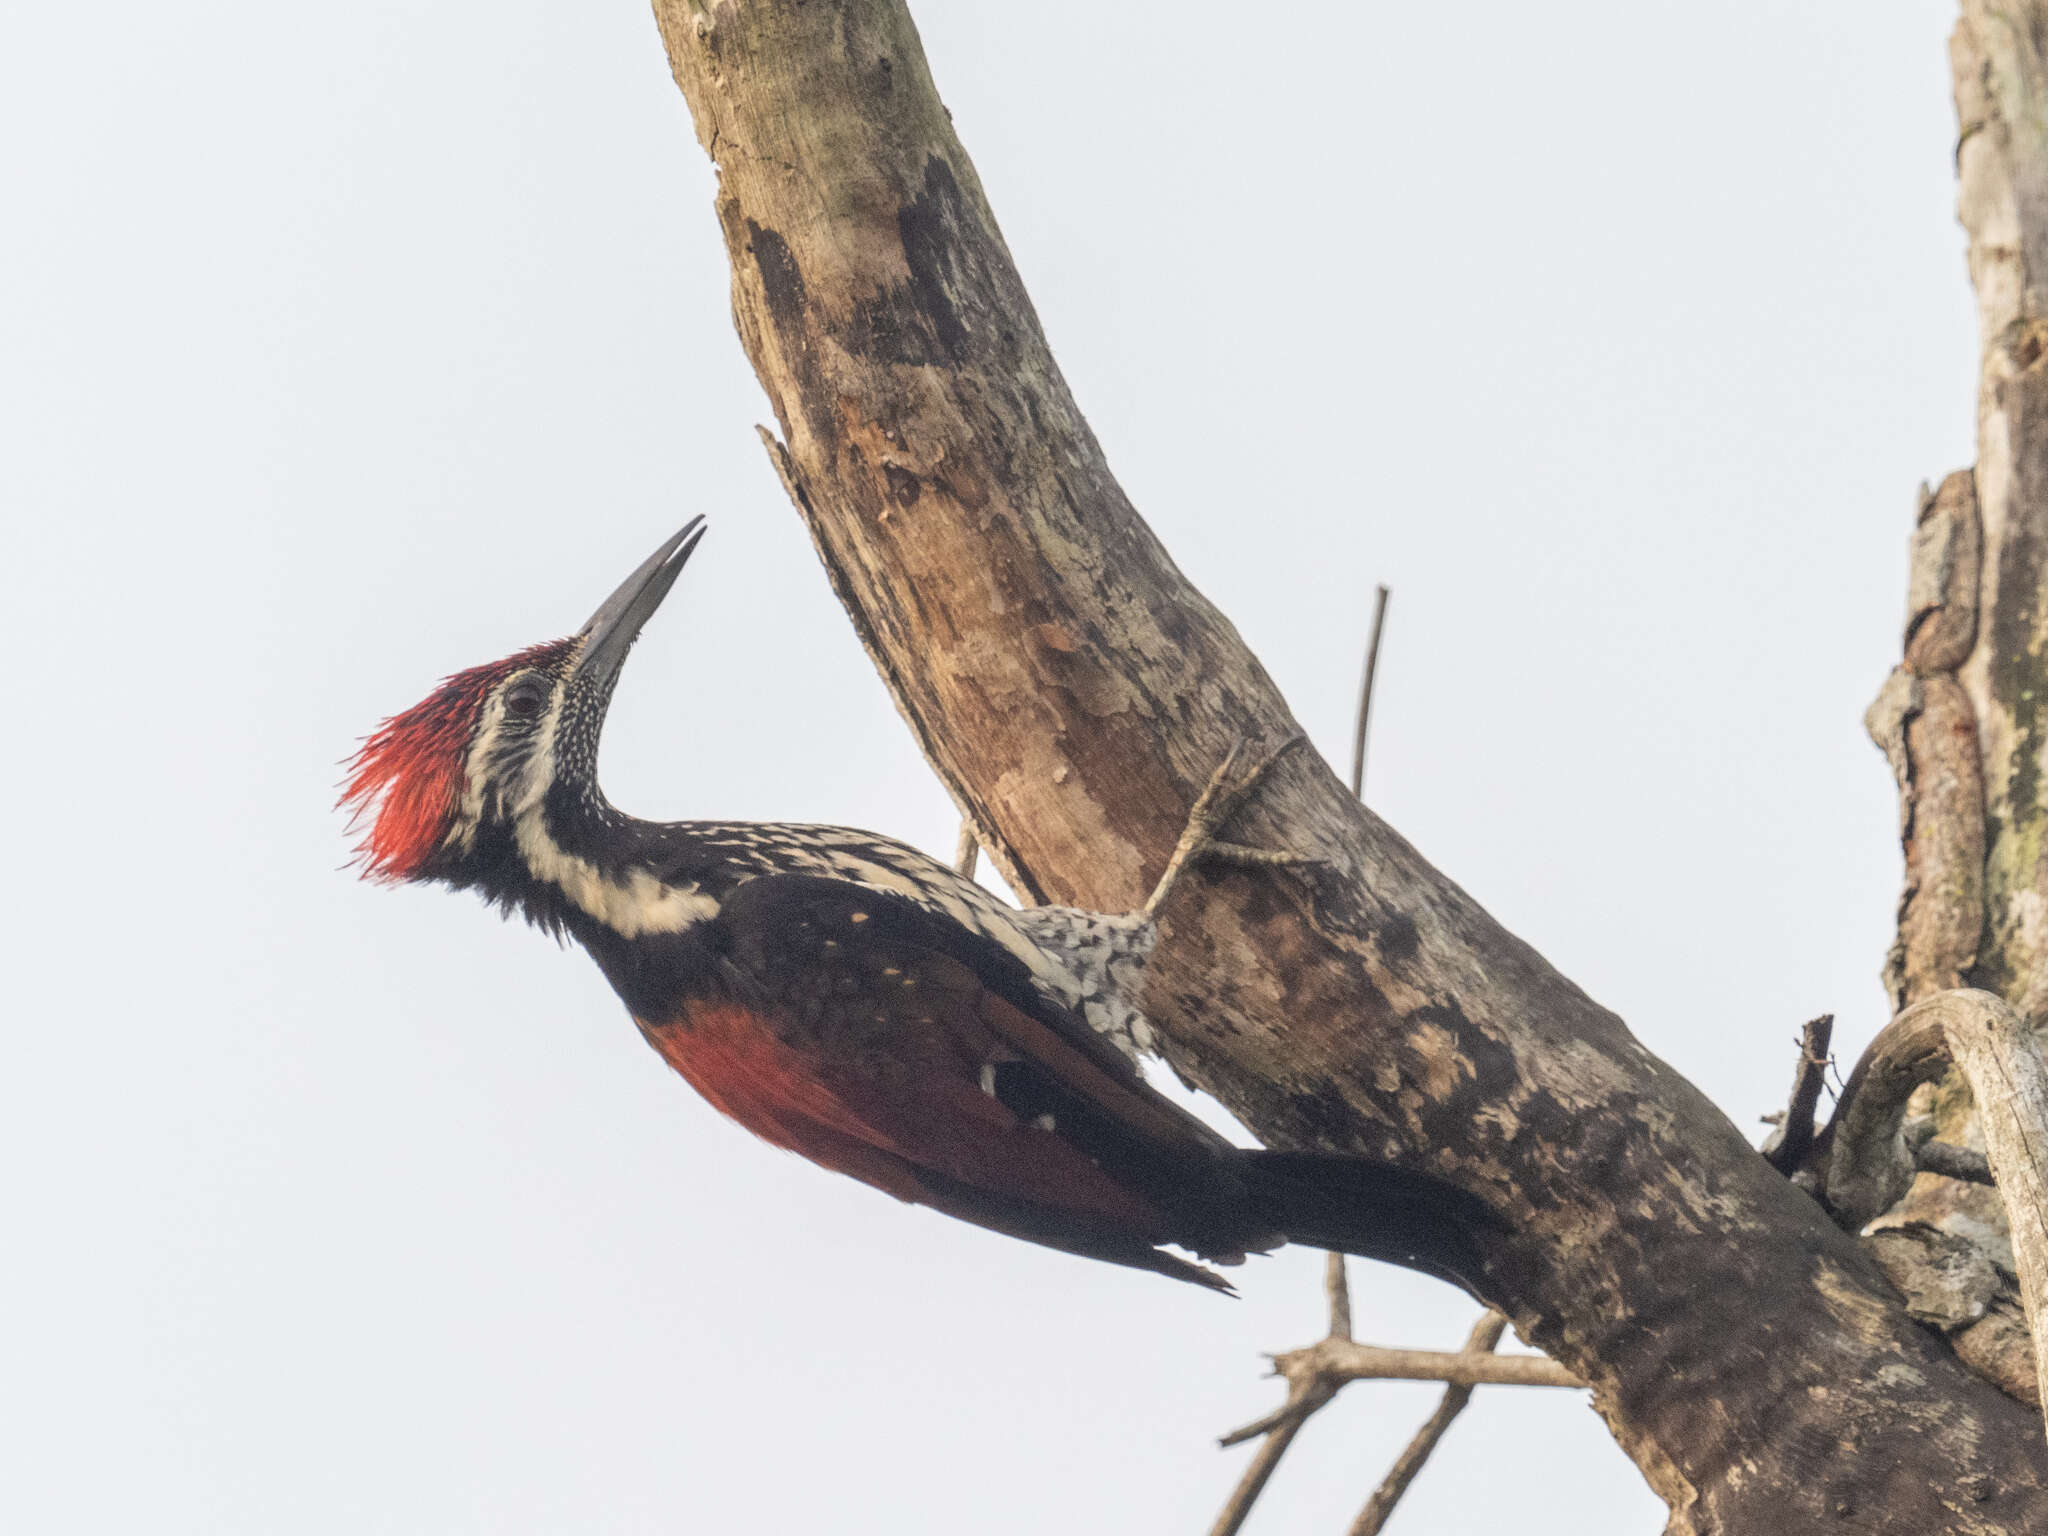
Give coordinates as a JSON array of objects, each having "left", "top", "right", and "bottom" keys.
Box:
[
  {"left": 1209, "top": 589, "right": 1566, "bottom": 1534},
  {"left": 1346, "top": 1312, "right": 1511, "bottom": 1536},
  {"left": 1208, "top": 1277, "right": 1579, "bottom": 1536}
]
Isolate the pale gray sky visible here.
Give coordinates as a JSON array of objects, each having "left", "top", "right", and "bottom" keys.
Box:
[{"left": 2, "top": 2, "right": 1970, "bottom": 1531}]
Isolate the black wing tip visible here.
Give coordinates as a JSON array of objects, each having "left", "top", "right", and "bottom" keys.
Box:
[{"left": 1150, "top": 1249, "right": 1241, "bottom": 1295}]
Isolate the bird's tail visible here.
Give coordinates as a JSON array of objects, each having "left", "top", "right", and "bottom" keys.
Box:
[{"left": 1235, "top": 1150, "right": 1504, "bottom": 1302}]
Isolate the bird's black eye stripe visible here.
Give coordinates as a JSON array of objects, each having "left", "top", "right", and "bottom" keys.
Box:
[{"left": 503, "top": 678, "right": 549, "bottom": 720}]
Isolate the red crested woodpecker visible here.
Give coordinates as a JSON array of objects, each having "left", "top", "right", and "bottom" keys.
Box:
[{"left": 344, "top": 521, "right": 1496, "bottom": 1295}]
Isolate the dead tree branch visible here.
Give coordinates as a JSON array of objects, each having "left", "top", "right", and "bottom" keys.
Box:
[
  {"left": 1210, "top": 1295, "right": 1578, "bottom": 1536},
  {"left": 1836, "top": 17, "right": 2048, "bottom": 1451},
  {"left": 1828, "top": 998, "right": 1973, "bottom": 1228},
  {"left": 1216, "top": 1333, "right": 1580, "bottom": 1453},
  {"left": 1324, "top": 1251, "right": 1352, "bottom": 1344},
  {"left": 648, "top": 1, "right": 2048, "bottom": 1524},
  {"left": 1205, "top": 1389, "right": 1321, "bottom": 1536},
  {"left": 1216, "top": 585, "right": 1523, "bottom": 1535},
  {"left": 1207, "top": 1260, "right": 1352, "bottom": 1536},
  {"left": 1921, "top": 1139, "right": 1997, "bottom": 1187},
  {"left": 1825, "top": 990, "right": 2048, "bottom": 1433},
  {"left": 1256, "top": 1338, "right": 1582, "bottom": 1400},
  {"left": 1209, "top": 1253, "right": 1354, "bottom": 1528},
  {"left": 1347, "top": 1312, "right": 1510, "bottom": 1536},
  {"left": 1762, "top": 1014, "right": 1834, "bottom": 1178}
]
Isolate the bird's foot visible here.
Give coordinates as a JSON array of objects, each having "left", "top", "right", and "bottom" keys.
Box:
[{"left": 1142, "top": 735, "right": 1317, "bottom": 920}]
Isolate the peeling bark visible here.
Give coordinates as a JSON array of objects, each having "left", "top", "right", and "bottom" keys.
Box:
[
  {"left": 648, "top": 2, "right": 2048, "bottom": 1528},
  {"left": 1869, "top": 474, "right": 1987, "bottom": 1017},
  {"left": 1908, "top": 473, "right": 1983, "bottom": 676},
  {"left": 1868, "top": 664, "right": 1987, "bottom": 1011}
]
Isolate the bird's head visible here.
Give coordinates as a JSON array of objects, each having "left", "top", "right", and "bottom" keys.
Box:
[{"left": 342, "top": 518, "right": 706, "bottom": 885}]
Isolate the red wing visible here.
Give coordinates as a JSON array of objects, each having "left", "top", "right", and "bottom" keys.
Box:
[
  {"left": 632, "top": 875, "right": 1248, "bottom": 1288},
  {"left": 641, "top": 996, "right": 1168, "bottom": 1235}
]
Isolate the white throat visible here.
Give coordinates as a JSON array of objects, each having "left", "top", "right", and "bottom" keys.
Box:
[{"left": 511, "top": 807, "right": 720, "bottom": 938}]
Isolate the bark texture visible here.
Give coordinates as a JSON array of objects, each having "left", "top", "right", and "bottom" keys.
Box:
[
  {"left": 1867, "top": 1224, "right": 2040, "bottom": 1407},
  {"left": 649, "top": 2, "right": 2048, "bottom": 1528},
  {"left": 1947, "top": 994, "right": 2048, "bottom": 1413},
  {"left": 1877, "top": 473, "right": 1988, "bottom": 1015},
  {"left": 1955, "top": 7, "right": 2048, "bottom": 1019},
  {"left": 1828, "top": 992, "right": 2048, "bottom": 1435},
  {"left": 1856, "top": 11, "right": 2048, "bottom": 1405}
]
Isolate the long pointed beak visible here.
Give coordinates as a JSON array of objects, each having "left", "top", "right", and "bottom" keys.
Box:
[{"left": 573, "top": 517, "right": 707, "bottom": 686}]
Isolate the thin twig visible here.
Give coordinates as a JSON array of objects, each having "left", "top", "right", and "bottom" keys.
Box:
[
  {"left": 1217, "top": 1397, "right": 1319, "bottom": 1451},
  {"left": 1208, "top": 598, "right": 1386, "bottom": 1535},
  {"left": 1342, "top": 583, "right": 1529, "bottom": 1536},
  {"left": 953, "top": 818, "right": 979, "bottom": 878},
  {"left": 1762, "top": 1014, "right": 1834, "bottom": 1175},
  {"left": 1212, "top": 582, "right": 1572, "bottom": 1535},
  {"left": 1349, "top": 585, "right": 1391, "bottom": 800},
  {"left": 1265, "top": 1338, "right": 1582, "bottom": 1395},
  {"left": 1207, "top": 1391, "right": 1325, "bottom": 1536},
  {"left": 1347, "top": 1312, "right": 1510, "bottom": 1536},
  {"left": 1217, "top": 1339, "right": 1580, "bottom": 1448},
  {"left": 1209, "top": 1245, "right": 1358, "bottom": 1536},
  {"left": 1326, "top": 1252, "right": 1352, "bottom": 1342},
  {"left": 1209, "top": 1328, "right": 1584, "bottom": 1536}
]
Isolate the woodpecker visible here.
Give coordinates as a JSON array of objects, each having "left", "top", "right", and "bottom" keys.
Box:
[{"left": 344, "top": 520, "right": 1496, "bottom": 1295}]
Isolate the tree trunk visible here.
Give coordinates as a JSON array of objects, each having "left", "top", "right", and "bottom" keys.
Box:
[
  {"left": 648, "top": 2, "right": 2048, "bottom": 1528},
  {"left": 1956, "top": 4, "right": 2048, "bottom": 1019},
  {"left": 1841, "top": 3, "right": 2048, "bottom": 1405}
]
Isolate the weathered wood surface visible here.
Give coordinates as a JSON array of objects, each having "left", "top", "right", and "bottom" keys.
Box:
[
  {"left": 1870, "top": 475, "right": 1986, "bottom": 1013},
  {"left": 1948, "top": 994, "right": 2048, "bottom": 1427},
  {"left": 1858, "top": 7, "right": 2048, "bottom": 1423},
  {"left": 1955, "top": 8, "right": 2048, "bottom": 1021},
  {"left": 649, "top": 2, "right": 2048, "bottom": 1527},
  {"left": 1828, "top": 991, "right": 2048, "bottom": 1436},
  {"left": 1875, "top": 6, "right": 2048, "bottom": 1270}
]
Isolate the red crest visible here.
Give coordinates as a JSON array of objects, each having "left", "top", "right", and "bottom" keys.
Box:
[{"left": 341, "top": 640, "right": 573, "bottom": 880}]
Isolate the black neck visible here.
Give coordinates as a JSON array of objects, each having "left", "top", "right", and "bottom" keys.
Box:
[{"left": 437, "top": 783, "right": 952, "bottom": 952}]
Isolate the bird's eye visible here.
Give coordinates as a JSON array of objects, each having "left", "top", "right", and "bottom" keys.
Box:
[{"left": 503, "top": 679, "right": 549, "bottom": 720}]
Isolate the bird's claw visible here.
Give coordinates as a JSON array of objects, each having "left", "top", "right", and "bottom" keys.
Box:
[
  {"left": 1142, "top": 734, "right": 1315, "bottom": 918},
  {"left": 1200, "top": 840, "right": 1319, "bottom": 869}
]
